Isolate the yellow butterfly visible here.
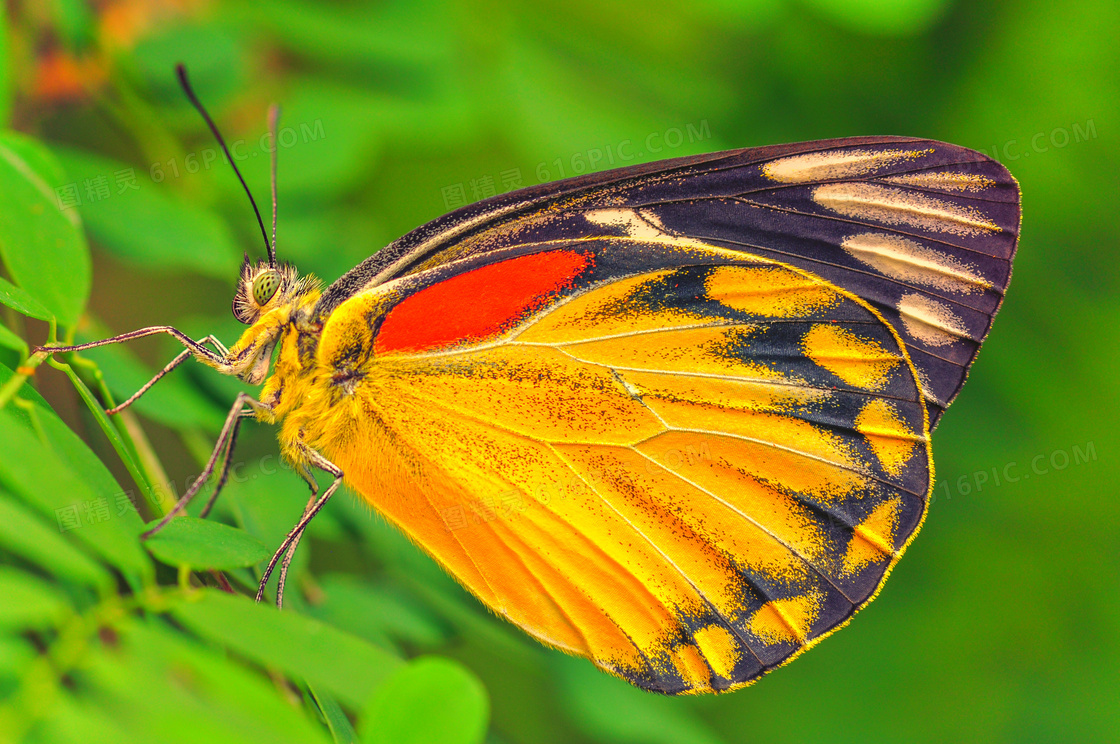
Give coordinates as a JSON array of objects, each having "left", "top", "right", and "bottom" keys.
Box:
[{"left": 40, "top": 67, "right": 1020, "bottom": 694}]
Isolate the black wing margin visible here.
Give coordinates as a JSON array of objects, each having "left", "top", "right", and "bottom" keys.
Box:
[{"left": 318, "top": 136, "right": 1020, "bottom": 427}]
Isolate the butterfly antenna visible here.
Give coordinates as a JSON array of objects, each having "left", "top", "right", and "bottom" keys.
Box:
[
  {"left": 175, "top": 63, "right": 271, "bottom": 263},
  {"left": 267, "top": 103, "right": 281, "bottom": 266}
]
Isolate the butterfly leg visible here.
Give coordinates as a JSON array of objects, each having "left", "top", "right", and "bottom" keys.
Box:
[
  {"left": 272, "top": 465, "right": 319, "bottom": 609},
  {"left": 256, "top": 447, "right": 343, "bottom": 607},
  {"left": 197, "top": 407, "right": 257, "bottom": 519},
  {"left": 36, "top": 326, "right": 227, "bottom": 367},
  {"left": 37, "top": 329, "right": 240, "bottom": 414},
  {"left": 141, "top": 392, "right": 271, "bottom": 539},
  {"left": 107, "top": 335, "right": 229, "bottom": 415}
]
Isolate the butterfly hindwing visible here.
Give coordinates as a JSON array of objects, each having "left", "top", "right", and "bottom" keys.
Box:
[
  {"left": 317, "top": 136, "right": 1020, "bottom": 426},
  {"left": 310, "top": 238, "right": 932, "bottom": 693}
]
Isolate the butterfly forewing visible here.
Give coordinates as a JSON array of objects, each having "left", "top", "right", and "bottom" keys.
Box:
[
  {"left": 317, "top": 136, "right": 1020, "bottom": 426},
  {"left": 309, "top": 238, "right": 933, "bottom": 693}
]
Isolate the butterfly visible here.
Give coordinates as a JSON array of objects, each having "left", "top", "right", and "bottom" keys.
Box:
[{"left": 39, "top": 66, "right": 1020, "bottom": 695}]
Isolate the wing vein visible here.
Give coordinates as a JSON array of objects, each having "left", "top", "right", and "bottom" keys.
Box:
[
  {"left": 548, "top": 444, "right": 769, "bottom": 674},
  {"left": 546, "top": 347, "right": 921, "bottom": 405},
  {"left": 637, "top": 448, "right": 857, "bottom": 607}
]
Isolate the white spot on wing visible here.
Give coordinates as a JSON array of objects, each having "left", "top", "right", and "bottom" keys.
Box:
[
  {"left": 897, "top": 293, "right": 971, "bottom": 347},
  {"left": 813, "top": 183, "right": 999, "bottom": 237},
  {"left": 638, "top": 209, "right": 669, "bottom": 233},
  {"left": 585, "top": 208, "right": 666, "bottom": 239},
  {"left": 882, "top": 171, "right": 996, "bottom": 192},
  {"left": 842, "top": 233, "right": 991, "bottom": 295},
  {"left": 762, "top": 148, "right": 933, "bottom": 183}
]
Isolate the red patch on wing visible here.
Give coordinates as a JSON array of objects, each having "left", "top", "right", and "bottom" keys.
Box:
[{"left": 375, "top": 250, "right": 592, "bottom": 354}]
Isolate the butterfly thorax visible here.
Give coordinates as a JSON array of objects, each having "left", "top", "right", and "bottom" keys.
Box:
[
  {"left": 251, "top": 288, "right": 323, "bottom": 418},
  {"left": 258, "top": 282, "right": 391, "bottom": 475},
  {"left": 271, "top": 284, "right": 402, "bottom": 476}
]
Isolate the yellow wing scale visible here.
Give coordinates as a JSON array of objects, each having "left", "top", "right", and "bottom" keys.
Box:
[{"left": 306, "top": 247, "right": 932, "bottom": 693}]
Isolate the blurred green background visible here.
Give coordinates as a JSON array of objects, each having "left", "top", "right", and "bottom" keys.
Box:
[{"left": 0, "top": 0, "right": 1117, "bottom": 742}]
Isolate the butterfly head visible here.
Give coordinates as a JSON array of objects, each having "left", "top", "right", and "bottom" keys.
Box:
[{"left": 232, "top": 255, "right": 306, "bottom": 324}]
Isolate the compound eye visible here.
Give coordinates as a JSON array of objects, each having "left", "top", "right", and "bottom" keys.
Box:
[{"left": 252, "top": 269, "right": 282, "bottom": 306}]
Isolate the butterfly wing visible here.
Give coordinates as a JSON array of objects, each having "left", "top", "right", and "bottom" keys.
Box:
[
  {"left": 311, "top": 238, "right": 933, "bottom": 693},
  {"left": 317, "top": 136, "right": 1020, "bottom": 426}
]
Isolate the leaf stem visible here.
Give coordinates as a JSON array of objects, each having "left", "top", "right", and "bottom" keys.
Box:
[{"left": 0, "top": 349, "right": 47, "bottom": 408}]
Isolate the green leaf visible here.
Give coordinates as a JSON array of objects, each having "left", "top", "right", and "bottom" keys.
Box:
[
  {"left": 0, "top": 320, "right": 26, "bottom": 357},
  {"left": 359, "top": 657, "right": 489, "bottom": 744},
  {"left": 309, "top": 683, "right": 358, "bottom": 744},
  {"left": 0, "top": 275, "right": 53, "bottom": 320},
  {"left": 27, "top": 691, "right": 138, "bottom": 744},
  {"left": 216, "top": 457, "right": 346, "bottom": 561},
  {"left": 0, "top": 132, "right": 90, "bottom": 326},
  {"left": 0, "top": 566, "right": 71, "bottom": 629},
  {"left": 144, "top": 516, "right": 270, "bottom": 570},
  {"left": 171, "top": 589, "right": 403, "bottom": 710},
  {"left": 51, "top": 146, "right": 241, "bottom": 278},
  {"left": 1, "top": 128, "right": 67, "bottom": 183},
  {"left": 4, "top": 359, "right": 153, "bottom": 558},
  {"left": 77, "top": 616, "right": 331, "bottom": 744},
  {"left": 0, "top": 490, "right": 113, "bottom": 590},
  {"left": 50, "top": 358, "right": 155, "bottom": 512},
  {"left": 0, "top": 390, "right": 151, "bottom": 581}
]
